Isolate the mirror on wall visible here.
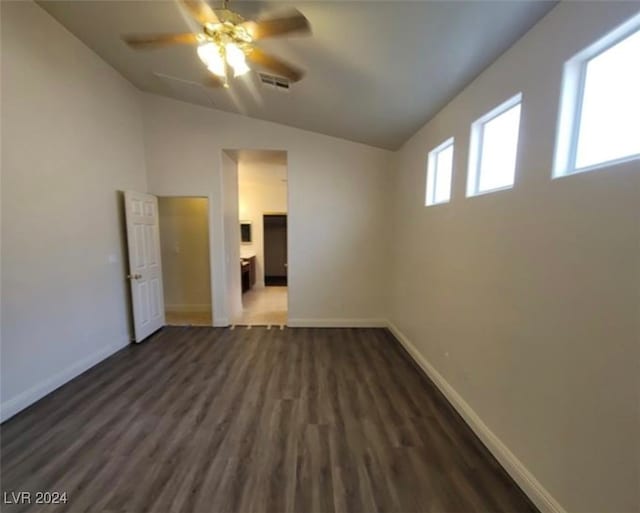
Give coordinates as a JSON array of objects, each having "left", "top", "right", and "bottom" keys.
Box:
[{"left": 240, "top": 221, "right": 252, "bottom": 244}]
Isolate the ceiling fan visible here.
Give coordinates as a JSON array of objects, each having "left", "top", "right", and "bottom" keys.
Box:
[{"left": 123, "top": 0, "right": 310, "bottom": 88}]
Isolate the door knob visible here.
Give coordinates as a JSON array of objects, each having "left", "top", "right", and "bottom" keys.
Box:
[{"left": 128, "top": 273, "right": 142, "bottom": 280}]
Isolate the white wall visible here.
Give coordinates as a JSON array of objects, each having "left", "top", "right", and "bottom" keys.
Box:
[
  {"left": 238, "top": 161, "right": 288, "bottom": 288},
  {"left": 388, "top": 3, "right": 640, "bottom": 513},
  {"left": 4, "top": 7, "right": 636, "bottom": 511},
  {"left": 141, "top": 94, "right": 392, "bottom": 327},
  {"left": 1, "top": 2, "right": 147, "bottom": 420},
  {"left": 221, "top": 152, "right": 242, "bottom": 323},
  {"left": 158, "top": 197, "right": 211, "bottom": 313}
]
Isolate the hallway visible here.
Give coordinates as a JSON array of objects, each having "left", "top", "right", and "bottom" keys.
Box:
[{"left": 234, "top": 286, "right": 287, "bottom": 326}]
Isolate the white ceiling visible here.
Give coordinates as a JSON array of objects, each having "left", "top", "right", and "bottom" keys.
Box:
[{"left": 38, "top": 0, "right": 557, "bottom": 150}]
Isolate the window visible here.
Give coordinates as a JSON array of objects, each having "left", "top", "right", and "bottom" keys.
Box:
[
  {"left": 426, "top": 138, "right": 454, "bottom": 206},
  {"left": 467, "top": 93, "right": 522, "bottom": 196},
  {"left": 554, "top": 14, "right": 640, "bottom": 177}
]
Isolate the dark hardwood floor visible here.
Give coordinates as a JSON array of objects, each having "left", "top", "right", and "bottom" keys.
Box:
[{"left": 1, "top": 327, "right": 538, "bottom": 513}]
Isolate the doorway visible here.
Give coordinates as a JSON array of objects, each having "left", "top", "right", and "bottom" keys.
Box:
[
  {"left": 264, "top": 214, "right": 287, "bottom": 286},
  {"left": 226, "top": 149, "right": 288, "bottom": 326},
  {"left": 157, "top": 196, "right": 212, "bottom": 326}
]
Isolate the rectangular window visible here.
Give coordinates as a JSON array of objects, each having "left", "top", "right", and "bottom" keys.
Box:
[
  {"left": 554, "top": 13, "right": 640, "bottom": 176},
  {"left": 426, "top": 137, "right": 454, "bottom": 206},
  {"left": 467, "top": 93, "right": 522, "bottom": 196}
]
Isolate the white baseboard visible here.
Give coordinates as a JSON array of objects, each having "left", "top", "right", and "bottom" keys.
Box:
[
  {"left": 165, "top": 304, "right": 212, "bottom": 313},
  {"left": 213, "top": 317, "right": 229, "bottom": 327},
  {"left": 386, "top": 321, "right": 566, "bottom": 513},
  {"left": 287, "top": 318, "right": 388, "bottom": 328},
  {"left": 0, "top": 336, "right": 131, "bottom": 423}
]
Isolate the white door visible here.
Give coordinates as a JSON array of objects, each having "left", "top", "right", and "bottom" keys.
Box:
[{"left": 124, "top": 191, "right": 165, "bottom": 342}]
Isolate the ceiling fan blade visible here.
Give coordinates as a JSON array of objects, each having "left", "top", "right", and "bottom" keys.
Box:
[
  {"left": 123, "top": 33, "right": 201, "bottom": 49},
  {"left": 179, "top": 0, "right": 220, "bottom": 25},
  {"left": 247, "top": 47, "right": 304, "bottom": 82},
  {"left": 241, "top": 9, "right": 310, "bottom": 40}
]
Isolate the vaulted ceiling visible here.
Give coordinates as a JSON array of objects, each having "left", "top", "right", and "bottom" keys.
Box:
[{"left": 39, "top": 0, "right": 557, "bottom": 149}]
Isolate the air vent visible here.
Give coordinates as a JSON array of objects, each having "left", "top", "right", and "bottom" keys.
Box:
[{"left": 259, "top": 73, "right": 290, "bottom": 92}]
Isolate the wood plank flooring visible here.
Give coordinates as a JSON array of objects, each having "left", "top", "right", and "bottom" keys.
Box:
[{"left": 1, "top": 327, "right": 538, "bottom": 513}]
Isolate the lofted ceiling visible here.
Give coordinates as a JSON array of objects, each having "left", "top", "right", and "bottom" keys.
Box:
[{"left": 38, "top": 0, "right": 557, "bottom": 150}]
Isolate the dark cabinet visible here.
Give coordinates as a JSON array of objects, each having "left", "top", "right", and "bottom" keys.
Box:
[{"left": 241, "top": 256, "right": 256, "bottom": 293}]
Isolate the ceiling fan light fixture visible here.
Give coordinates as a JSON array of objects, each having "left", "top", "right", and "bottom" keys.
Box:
[
  {"left": 197, "top": 42, "right": 226, "bottom": 77},
  {"left": 124, "top": 1, "right": 310, "bottom": 87},
  {"left": 207, "top": 62, "right": 227, "bottom": 78},
  {"left": 204, "top": 22, "right": 220, "bottom": 33},
  {"left": 225, "top": 42, "right": 250, "bottom": 77}
]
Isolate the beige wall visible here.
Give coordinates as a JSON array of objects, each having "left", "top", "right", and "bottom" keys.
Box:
[
  {"left": 388, "top": 3, "right": 640, "bottom": 512},
  {"left": 142, "top": 94, "right": 392, "bottom": 327},
  {"left": 238, "top": 161, "right": 288, "bottom": 287},
  {"left": 1, "top": 1, "right": 147, "bottom": 420},
  {"left": 158, "top": 197, "right": 211, "bottom": 313},
  {"left": 222, "top": 152, "right": 242, "bottom": 322}
]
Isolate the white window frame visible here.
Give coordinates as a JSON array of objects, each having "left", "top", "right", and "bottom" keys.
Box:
[
  {"left": 425, "top": 137, "right": 455, "bottom": 206},
  {"left": 466, "top": 93, "right": 523, "bottom": 197},
  {"left": 553, "top": 12, "right": 640, "bottom": 178}
]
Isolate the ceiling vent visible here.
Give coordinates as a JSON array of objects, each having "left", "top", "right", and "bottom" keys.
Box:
[{"left": 259, "top": 73, "right": 291, "bottom": 92}]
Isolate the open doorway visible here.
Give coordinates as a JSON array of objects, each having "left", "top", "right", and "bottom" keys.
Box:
[
  {"left": 227, "top": 150, "right": 288, "bottom": 326},
  {"left": 157, "top": 196, "right": 212, "bottom": 326},
  {"left": 264, "top": 214, "right": 287, "bottom": 286}
]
